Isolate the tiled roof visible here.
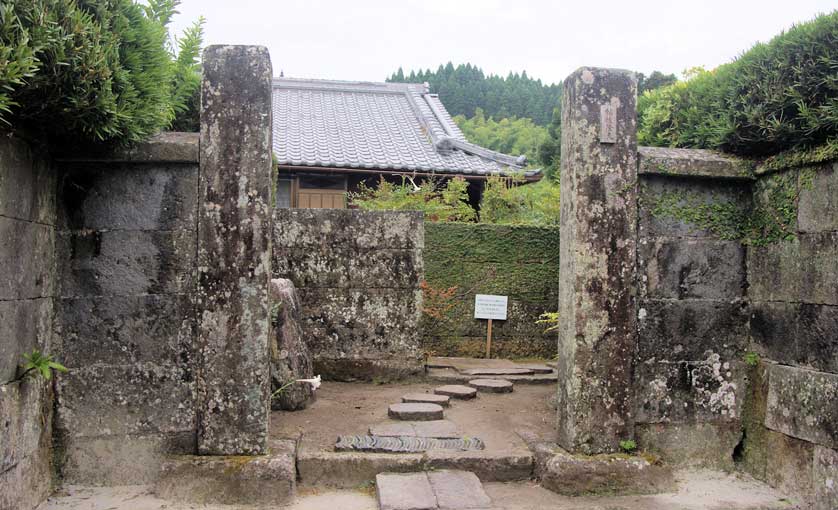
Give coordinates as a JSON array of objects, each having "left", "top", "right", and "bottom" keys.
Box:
[{"left": 271, "top": 78, "right": 540, "bottom": 178}]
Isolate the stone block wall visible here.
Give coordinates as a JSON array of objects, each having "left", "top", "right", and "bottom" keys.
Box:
[
  {"left": 272, "top": 208, "right": 423, "bottom": 381},
  {"left": 0, "top": 135, "right": 57, "bottom": 510},
  {"left": 742, "top": 161, "right": 838, "bottom": 510},
  {"left": 53, "top": 133, "right": 201, "bottom": 485},
  {"left": 634, "top": 147, "right": 753, "bottom": 468},
  {"left": 422, "top": 222, "right": 559, "bottom": 359}
]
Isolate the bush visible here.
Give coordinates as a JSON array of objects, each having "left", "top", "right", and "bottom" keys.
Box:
[
  {"left": 638, "top": 11, "right": 838, "bottom": 156},
  {"left": 348, "top": 176, "right": 477, "bottom": 222},
  {"left": 0, "top": 0, "right": 203, "bottom": 146},
  {"left": 479, "top": 177, "right": 561, "bottom": 226}
]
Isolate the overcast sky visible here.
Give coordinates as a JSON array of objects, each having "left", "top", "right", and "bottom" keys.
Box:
[{"left": 169, "top": 0, "right": 836, "bottom": 85}]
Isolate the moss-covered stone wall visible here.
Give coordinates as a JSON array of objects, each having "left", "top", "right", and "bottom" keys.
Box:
[{"left": 422, "top": 222, "right": 559, "bottom": 359}]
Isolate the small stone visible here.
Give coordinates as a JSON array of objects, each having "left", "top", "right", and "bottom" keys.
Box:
[
  {"left": 428, "top": 470, "right": 492, "bottom": 509},
  {"left": 469, "top": 379, "right": 513, "bottom": 393},
  {"left": 403, "top": 393, "right": 450, "bottom": 407},
  {"left": 376, "top": 472, "right": 436, "bottom": 510},
  {"left": 434, "top": 385, "right": 477, "bottom": 400},
  {"left": 463, "top": 368, "right": 533, "bottom": 376},
  {"left": 388, "top": 403, "right": 444, "bottom": 421}
]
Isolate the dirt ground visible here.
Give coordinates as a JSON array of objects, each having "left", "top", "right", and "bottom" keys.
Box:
[
  {"left": 269, "top": 381, "right": 557, "bottom": 453},
  {"left": 39, "top": 470, "right": 795, "bottom": 510}
]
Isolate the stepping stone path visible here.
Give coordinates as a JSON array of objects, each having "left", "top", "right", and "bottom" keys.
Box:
[
  {"left": 469, "top": 378, "right": 514, "bottom": 393},
  {"left": 389, "top": 403, "right": 444, "bottom": 421},
  {"left": 402, "top": 393, "right": 450, "bottom": 407},
  {"left": 376, "top": 470, "right": 492, "bottom": 510},
  {"left": 518, "top": 364, "right": 555, "bottom": 374},
  {"left": 370, "top": 420, "right": 462, "bottom": 439},
  {"left": 433, "top": 385, "right": 477, "bottom": 400}
]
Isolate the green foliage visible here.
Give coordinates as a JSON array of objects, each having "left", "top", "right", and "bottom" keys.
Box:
[
  {"left": 747, "top": 171, "right": 800, "bottom": 245},
  {"left": 637, "top": 70, "right": 678, "bottom": 94},
  {"left": 536, "top": 312, "right": 560, "bottom": 333},
  {"left": 0, "top": 0, "right": 204, "bottom": 145},
  {"left": 647, "top": 187, "right": 749, "bottom": 241},
  {"left": 389, "top": 62, "right": 562, "bottom": 125},
  {"left": 537, "top": 107, "right": 562, "bottom": 180},
  {"left": 756, "top": 139, "right": 838, "bottom": 174},
  {"left": 168, "top": 12, "right": 205, "bottom": 132},
  {"left": 638, "top": 12, "right": 838, "bottom": 156},
  {"left": 349, "top": 176, "right": 476, "bottom": 222},
  {"left": 619, "top": 440, "right": 638, "bottom": 454},
  {"left": 479, "top": 177, "right": 561, "bottom": 226},
  {"left": 453, "top": 108, "right": 548, "bottom": 161},
  {"left": 743, "top": 352, "right": 760, "bottom": 367},
  {"left": 4, "top": 350, "right": 67, "bottom": 384}
]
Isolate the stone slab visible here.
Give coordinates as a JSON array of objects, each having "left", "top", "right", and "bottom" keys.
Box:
[
  {"left": 765, "top": 364, "right": 838, "bottom": 449},
  {"left": 434, "top": 385, "right": 477, "bottom": 400},
  {"left": 540, "top": 449, "right": 676, "bottom": 496},
  {"left": 376, "top": 472, "right": 436, "bottom": 510},
  {"left": 196, "top": 45, "right": 273, "bottom": 455},
  {"left": 428, "top": 470, "right": 492, "bottom": 510},
  {"left": 798, "top": 162, "right": 838, "bottom": 234},
  {"left": 297, "top": 451, "right": 425, "bottom": 488},
  {"left": 423, "top": 451, "right": 534, "bottom": 482},
  {"left": 389, "top": 403, "right": 444, "bottom": 421},
  {"left": 468, "top": 379, "right": 514, "bottom": 393},
  {"left": 462, "top": 368, "right": 533, "bottom": 376},
  {"left": 637, "top": 146, "right": 751, "bottom": 180},
  {"left": 335, "top": 436, "right": 484, "bottom": 453},
  {"left": 371, "top": 421, "right": 462, "bottom": 439},
  {"left": 0, "top": 217, "right": 55, "bottom": 300},
  {"left": 403, "top": 393, "right": 451, "bottom": 407},
  {"left": 155, "top": 439, "right": 296, "bottom": 506},
  {"left": 814, "top": 445, "right": 838, "bottom": 510},
  {"left": 274, "top": 208, "right": 424, "bottom": 250},
  {"left": 518, "top": 365, "right": 554, "bottom": 374}
]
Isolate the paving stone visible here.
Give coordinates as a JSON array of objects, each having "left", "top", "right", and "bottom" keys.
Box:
[
  {"left": 336, "top": 435, "right": 484, "bottom": 453},
  {"left": 518, "top": 364, "right": 555, "bottom": 374},
  {"left": 463, "top": 368, "right": 533, "bottom": 376},
  {"left": 371, "top": 422, "right": 417, "bottom": 437},
  {"left": 469, "top": 379, "right": 514, "bottom": 393},
  {"left": 370, "top": 420, "right": 462, "bottom": 439},
  {"left": 434, "top": 385, "right": 477, "bottom": 400},
  {"left": 428, "top": 470, "right": 492, "bottom": 510},
  {"left": 403, "top": 393, "right": 451, "bottom": 407},
  {"left": 389, "top": 403, "right": 444, "bottom": 421},
  {"left": 376, "top": 472, "right": 437, "bottom": 510}
]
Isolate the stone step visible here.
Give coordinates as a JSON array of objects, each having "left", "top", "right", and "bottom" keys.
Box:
[
  {"left": 376, "top": 470, "right": 492, "bottom": 510},
  {"left": 389, "top": 402, "right": 444, "bottom": 421},
  {"left": 433, "top": 385, "right": 478, "bottom": 400},
  {"left": 469, "top": 379, "right": 514, "bottom": 393},
  {"left": 154, "top": 439, "right": 296, "bottom": 506},
  {"left": 428, "top": 368, "right": 556, "bottom": 386},
  {"left": 297, "top": 449, "right": 534, "bottom": 488},
  {"left": 370, "top": 420, "right": 462, "bottom": 439},
  {"left": 463, "top": 368, "right": 534, "bottom": 376},
  {"left": 403, "top": 392, "right": 451, "bottom": 407}
]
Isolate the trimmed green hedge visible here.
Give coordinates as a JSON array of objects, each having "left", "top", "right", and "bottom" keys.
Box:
[
  {"left": 423, "top": 222, "right": 560, "bottom": 359},
  {"left": 638, "top": 11, "right": 838, "bottom": 156},
  {"left": 0, "top": 0, "right": 202, "bottom": 146}
]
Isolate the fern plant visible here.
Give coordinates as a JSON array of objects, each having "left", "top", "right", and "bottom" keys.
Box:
[{"left": 4, "top": 350, "right": 67, "bottom": 384}]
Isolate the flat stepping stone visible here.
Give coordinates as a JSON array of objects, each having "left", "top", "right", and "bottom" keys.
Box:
[
  {"left": 336, "top": 435, "right": 484, "bottom": 453},
  {"left": 463, "top": 367, "right": 533, "bottom": 376},
  {"left": 403, "top": 393, "right": 450, "bottom": 407},
  {"left": 388, "top": 403, "right": 444, "bottom": 421},
  {"left": 469, "top": 379, "right": 514, "bottom": 393},
  {"left": 370, "top": 420, "right": 462, "bottom": 439},
  {"left": 376, "top": 471, "right": 492, "bottom": 510},
  {"left": 428, "top": 470, "right": 492, "bottom": 509},
  {"left": 518, "top": 364, "right": 555, "bottom": 374},
  {"left": 434, "top": 385, "right": 477, "bottom": 400},
  {"left": 376, "top": 472, "right": 436, "bottom": 510}
]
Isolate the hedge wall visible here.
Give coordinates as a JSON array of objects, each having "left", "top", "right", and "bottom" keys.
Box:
[
  {"left": 422, "top": 222, "right": 560, "bottom": 359},
  {"left": 638, "top": 11, "right": 838, "bottom": 157}
]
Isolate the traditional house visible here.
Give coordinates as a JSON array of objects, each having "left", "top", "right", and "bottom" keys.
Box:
[{"left": 271, "top": 78, "right": 541, "bottom": 209}]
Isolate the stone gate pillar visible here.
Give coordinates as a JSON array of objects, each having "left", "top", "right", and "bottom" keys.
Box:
[
  {"left": 557, "top": 67, "right": 638, "bottom": 454},
  {"left": 197, "top": 45, "right": 273, "bottom": 455}
]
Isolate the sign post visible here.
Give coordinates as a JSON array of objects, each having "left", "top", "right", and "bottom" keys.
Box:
[{"left": 474, "top": 294, "right": 508, "bottom": 358}]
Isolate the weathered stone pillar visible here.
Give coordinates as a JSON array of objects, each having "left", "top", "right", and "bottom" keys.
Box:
[
  {"left": 197, "top": 45, "right": 273, "bottom": 455},
  {"left": 557, "top": 67, "right": 638, "bottom": 454}
]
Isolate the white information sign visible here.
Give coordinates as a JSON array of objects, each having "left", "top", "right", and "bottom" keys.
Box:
[{"left": 474, "top": 294, "right": 508, "bottom": 321}]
